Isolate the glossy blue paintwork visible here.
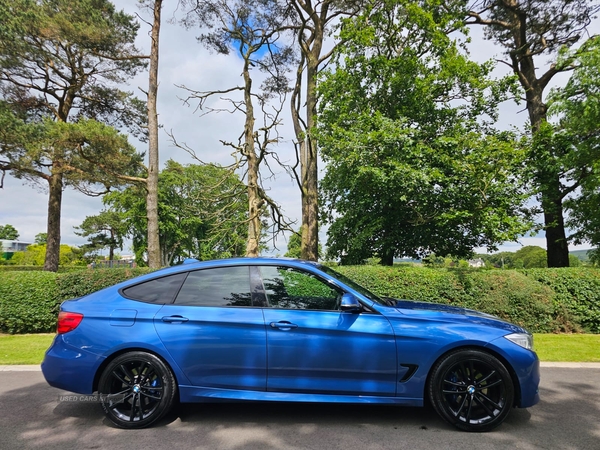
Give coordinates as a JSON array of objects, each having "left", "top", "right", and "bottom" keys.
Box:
[
  {"left": 154, "top": 305, "right": 267, "bottom": 390},
  {"left": 42, "top": 257, "right": 540, "bottom": 411},
  {"left": 263, "top": 308, "right": 397, "bottom": 395}
]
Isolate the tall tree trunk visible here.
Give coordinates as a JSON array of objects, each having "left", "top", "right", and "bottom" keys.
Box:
[
  {"left": 380, "top": 247, "right": 394, "bottom": 266},
  {"left": 109, "top": 228, "right": 115, "bottom": 261},
  {"left": 291, "top": 1, "right": 329, "bottom": 262},
  {"left": 300, "top": 54, "right": 319, "bottom": 261},
  {"left": 146, "top": 0, "right": 162, "bottom": 269},
  {"left": 44, "top": 171, "right": 63, "bottom": 272},
  {"left": 469, "top": 1, "right": 572, "bottom": 267},
  {"left": 243, "top": 59, "right": 262, "bottom": 257},
  {"left": 526, "top": 86, "right": 570, "bottom": 267}
]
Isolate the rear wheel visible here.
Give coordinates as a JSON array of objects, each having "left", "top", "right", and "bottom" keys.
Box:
[
  {"left": 98, "top": 351, "right": 176, "bottom": 429},
  {"left": 429, "top": 349, "right": 514, "bottom": 432}
]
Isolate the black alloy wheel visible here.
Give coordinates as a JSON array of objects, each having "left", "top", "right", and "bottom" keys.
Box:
[
  {"left": 98, "top": 351, "right": 176, "bottom": 429},
  {"left": 429, "top": 349, "right": 515, "bottom": 432}
]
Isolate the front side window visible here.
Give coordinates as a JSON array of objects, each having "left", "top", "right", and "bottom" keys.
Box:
[
  {"left": 259, "top": 266, "right": 342, "bottom": 310},
  {"left": 174, "top": 266, "right": 252, "bottom": 307}
]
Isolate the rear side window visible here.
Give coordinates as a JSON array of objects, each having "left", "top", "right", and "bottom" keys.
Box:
[
  {"left": 174, "top": 266, "right": 252, "bottom": 307},
  {"left": 121, "top": 273, "right": 187, "bottom": 304}
]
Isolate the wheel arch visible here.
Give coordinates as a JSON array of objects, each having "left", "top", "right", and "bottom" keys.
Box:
[
  {"left": 93, "top": 347, "right": 181, "bottom": 399},
  {"left": 424, "top": 345, "right": 522, "bottom": 407}
]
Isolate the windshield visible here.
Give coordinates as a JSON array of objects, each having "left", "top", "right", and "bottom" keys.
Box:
[{"left": 318, "top": 265, "right": 386, "bottom": 304}]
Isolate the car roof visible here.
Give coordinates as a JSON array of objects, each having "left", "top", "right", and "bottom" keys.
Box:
[{"left": 147, "top": 257, "right": 321, "bottom": 276}]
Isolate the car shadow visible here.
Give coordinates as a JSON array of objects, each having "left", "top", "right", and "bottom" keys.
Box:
[{"left": 1, "top": 369, "right": 599, "bottom": 450}]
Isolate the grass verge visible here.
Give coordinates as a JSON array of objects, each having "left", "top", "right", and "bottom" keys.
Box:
[
  {"left": 533, "top": 333, "right": 600, "bottom": 362},
  {"left": 0, "top": 333, "right": 54, "bottom": 365},
  {"left": 0, "top": 333, "right": 598, "bottom": 365}
]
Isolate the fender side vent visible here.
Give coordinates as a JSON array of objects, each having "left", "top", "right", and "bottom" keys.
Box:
[{"left": 399, "top": 364, "right": 418, "bottom": 382}]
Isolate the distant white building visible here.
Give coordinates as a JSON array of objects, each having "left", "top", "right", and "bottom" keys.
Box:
[
  {"left": 1, "top": 240, "right": 32, "bottom": 253},
  {"left": 1, "top": 240, "right": 32, "bottom": 259},
  {"left": 468, "top": 258, "right": 486, "bottom": 268}
]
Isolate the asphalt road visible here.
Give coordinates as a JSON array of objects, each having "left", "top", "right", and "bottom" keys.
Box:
[{"left": 0, "top": 366, "right": 599, "bottom": 450}]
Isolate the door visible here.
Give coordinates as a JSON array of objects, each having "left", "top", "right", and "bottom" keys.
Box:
[
  {"left": 154, "top": 265, "right": 267, "bottom": 390},
  {"left": 259, "top": 265, "right": 397, "bottom": 396}
]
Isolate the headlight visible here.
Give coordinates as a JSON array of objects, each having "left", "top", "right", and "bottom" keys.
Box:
[{"left": 504, "top": 333, "right": 534, "bottom": 351}]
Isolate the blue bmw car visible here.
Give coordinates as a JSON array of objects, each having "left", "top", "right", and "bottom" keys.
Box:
[{"left": 42, "top": 258, "right": 539, "bottom": 431}]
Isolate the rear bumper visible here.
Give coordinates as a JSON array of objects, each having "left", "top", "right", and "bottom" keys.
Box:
[{"left": 41, "top": 335, "right": 104, "bottom": 394}]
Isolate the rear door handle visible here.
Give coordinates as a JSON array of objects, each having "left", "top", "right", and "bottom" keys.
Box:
[
  {"left": 270, "top": 321, "right": 298, "bottom": 330},
  {"left": 161, "top": 315, "right": 189, "bottom": 323}
]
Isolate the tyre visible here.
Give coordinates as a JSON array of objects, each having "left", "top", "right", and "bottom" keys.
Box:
[
  {"left": 428, "top": 349, "right": 514, "bottom": 432},
  {"left": 98, "top": 351, "right": 177, "bottom": 429}
]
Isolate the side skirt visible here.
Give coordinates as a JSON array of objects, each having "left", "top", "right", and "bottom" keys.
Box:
[{"left": 179, "top": 386, "right": 423, "bottom": 406}]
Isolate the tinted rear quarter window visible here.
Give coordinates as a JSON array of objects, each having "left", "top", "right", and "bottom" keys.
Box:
[{"left": 121, "top": 272, "right": 187, "bottom": 304}]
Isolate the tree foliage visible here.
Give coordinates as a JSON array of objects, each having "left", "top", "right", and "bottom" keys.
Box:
[
  {"left": 0, "top": 224, "right": 19, "bottom": 240},
  {"left": 466, "top": 0, "right": 600, "bottom": 267},
  {"left": 104, "top": 160, "right": 248, "bottom": 265},
  {"left": 74, "top": 210, "right": 128, "bottom": 261},
  {"left": 0, "top": 0, "right": 147, "bottom": 272},
  {"left": 318, "top": 0, "right": 531, "bottom": 264},
  {"left": 10, "top": 243, "right": 82, "bottom": 266},
  {"left": 547, "top": 37, "right": 600, "bottom": 254}
]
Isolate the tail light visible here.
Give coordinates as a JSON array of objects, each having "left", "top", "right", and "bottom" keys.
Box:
[{"left": 57, "top": 311, "right": 84, "bottom": 334}]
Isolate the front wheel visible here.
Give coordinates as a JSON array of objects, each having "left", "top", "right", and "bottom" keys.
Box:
[
  {"left": 428, "top": 349, "right": 514, "bottom": 432},
  {"left": 98, "top": 351, "right": 176, "bottom": 429}
]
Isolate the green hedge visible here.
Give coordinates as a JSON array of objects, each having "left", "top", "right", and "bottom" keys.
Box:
[
  {"left": 56, "top": 268, "right": 152, "bottom": 300},
  {"left": 1, "top": 266, "right": 600, "bottom": 334},
  {"left": 0, "top": 268, "right": 152, "bottom": 334},
  {"left": 336, "top": 266, "right": 557, "bottom": 332},
  {"left": 522, "top": 269, "right": 600, "bottom": 333},
  {"left": 0, "top": 272, "right": 60, "bottom": 333},
  {"left": 0, "top": 265, "right": 48, "bottom": 272}
]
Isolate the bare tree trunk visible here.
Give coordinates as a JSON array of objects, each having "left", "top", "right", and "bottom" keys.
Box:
[
  {"left": 243, "top": 59, "right": 262, "bottom": 257},
  {"left": 146, "top": 0, "right": 162, "bottom": 268},
  {"left": 44, "top": 171, "right": 63, "bottom": 272}
]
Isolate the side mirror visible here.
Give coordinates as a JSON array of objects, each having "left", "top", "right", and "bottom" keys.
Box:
[{"left": 340, "top": 293, "right": 362, "bottom": 312}]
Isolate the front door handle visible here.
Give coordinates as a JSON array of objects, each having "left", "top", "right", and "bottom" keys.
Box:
[
  {"left": 270, "top": 321, "right": 298, "bottom": 330},
  {"left": 161, "top": 315, "right": 189, "bottom": 323}
]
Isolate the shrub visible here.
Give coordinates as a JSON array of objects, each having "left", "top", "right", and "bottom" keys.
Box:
[
  {"left": 56, "top": 268, "right": 153, "bottom": 300},
  {"left": 523, "top": 268, "right": 600, "bottom": 333},
  {"left": 2, "top": 265, "right": 600, "bottom": 334},
  {"left": 335, "top": 266, "right": 558, "bottom": 332},
  {"left": 461, "top": 270, "right": 556, "bottom": 332},
  {"left": 0, "top": 271, "right": 60, "bottom": 333},
  {"left": 0, "top": 268, "right": 152, "bottom": 334}
]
